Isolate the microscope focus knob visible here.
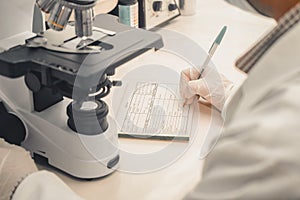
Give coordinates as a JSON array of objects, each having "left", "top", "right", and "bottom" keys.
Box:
[
  {"left": 152, "top": 1, "right": 163, "bottom": 12},
  {"left": 0, "top": 113, "right": 26, "bottom": 145},
  {"left": 25, "top": 72, "right": 42, "bottom": 92},
  {"left": 168, "top": 3, "right": 177, "bottom": 11},
  {"left": 67, "top": 100, "right": 109, "bottom": 135}
]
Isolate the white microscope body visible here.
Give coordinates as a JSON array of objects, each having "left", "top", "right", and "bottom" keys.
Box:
[
  {"left": 0, "top": 0, "right": 120, "bottom": 179},
  {"left": 0, "top": 0, "right": 162, "bottom": 178}
]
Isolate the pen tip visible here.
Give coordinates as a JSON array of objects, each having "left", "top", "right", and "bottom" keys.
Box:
[{"left": 215, "top": 26, "right": 227, "bottom": 45}]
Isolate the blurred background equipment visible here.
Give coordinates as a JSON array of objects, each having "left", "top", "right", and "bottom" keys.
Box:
[{"left": 111, "top": 0, "right": 180, "bottom": 29}]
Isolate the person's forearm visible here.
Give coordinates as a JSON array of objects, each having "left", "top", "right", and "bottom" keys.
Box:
[{"left": 12, "top": 171, "right": 84, "bottom": 200}]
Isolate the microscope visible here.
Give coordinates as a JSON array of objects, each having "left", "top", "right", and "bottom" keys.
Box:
[{"left": 0, "top": 0, "right": 163, "bottom": 178}]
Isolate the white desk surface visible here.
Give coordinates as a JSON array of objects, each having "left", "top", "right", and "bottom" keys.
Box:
[{"left": 38, "top": 0, "right": 275, "bottom": 199}]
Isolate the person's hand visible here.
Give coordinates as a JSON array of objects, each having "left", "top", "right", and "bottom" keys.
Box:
[
  {"left": 0, "top": 139, "right": 38, "bottom": 200},
  {"left": 180, "top": 67, "right": 234, "bottom": 111}
]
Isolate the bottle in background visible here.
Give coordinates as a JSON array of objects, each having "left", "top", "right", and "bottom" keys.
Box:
[
  {"left": 179, "top": 0, "right": 197, "bottom": 16},
  {"left": 118, "top": 0, "right": 139, "bottom": 28}
]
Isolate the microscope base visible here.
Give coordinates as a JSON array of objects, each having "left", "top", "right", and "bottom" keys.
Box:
[
  {"left": 22, "top": 115, "right": 120, "bottom": 179},
  {"left": 0, "top": 76, "right": 119, "bottom": 179}
]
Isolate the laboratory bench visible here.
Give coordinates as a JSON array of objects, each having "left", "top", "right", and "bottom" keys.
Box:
[{"left": 37, "top": 0, "right": 275, "bottom": 199}]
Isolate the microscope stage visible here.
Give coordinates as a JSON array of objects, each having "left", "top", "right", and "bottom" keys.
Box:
[{"left": 0, "top": 14, "right": 163, "bottom": 90}]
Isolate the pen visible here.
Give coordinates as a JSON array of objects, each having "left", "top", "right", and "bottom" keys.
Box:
[
  {"left": 183, "top": 26, "right": 227, "bottom": 106},
  {"left": 198, "top": 26, "right": 227, "bottom": 78}
]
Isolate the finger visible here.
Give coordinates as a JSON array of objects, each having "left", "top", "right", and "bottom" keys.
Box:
[
  {"left": 181, "top": 67, "right": 200, "bottom": 81},
  {"left": 198, "top": 96, "right": 211, "bottom": 106},
  {"left": 181, "top": 68, "right": 192, "bottom": 82},
  {"left": 180, "top": 72, "right": 194, "bottom": 99},
  {"left": 183, "top": 96, "right": 196, "bottom": 107},
  {"left": 188, "top": 79, "right": 210, "bottom": 98},
  {"left": 189, "top": 67, "right": 201, "bottom": 80}
]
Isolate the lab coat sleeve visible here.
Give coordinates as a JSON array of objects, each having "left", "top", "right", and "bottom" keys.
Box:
[
  {"left": 12, "top": 170, "right": 84, "bottom": 200},
  {"left": 221, "top": 83, "right": 241, "bottom": 120},
  {"left": 185, "top": 78, "right": 300, "bottom": 199}
]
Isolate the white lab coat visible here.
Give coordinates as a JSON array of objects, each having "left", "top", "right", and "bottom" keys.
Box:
[
  {"left": 185, "top": 20, "right": 300, "bottom": 199},
  {"left": 12, "top": 171, "right": 83, "bottom": 200}
]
